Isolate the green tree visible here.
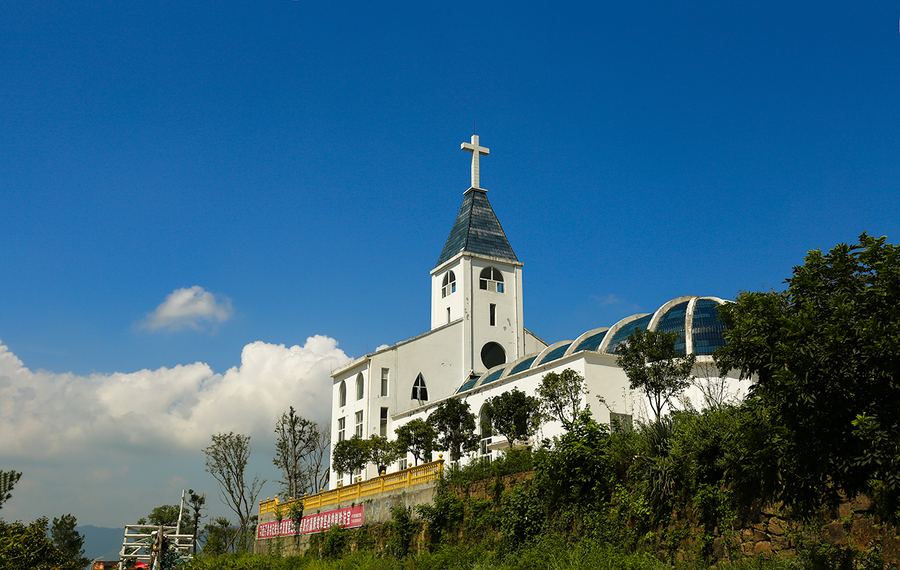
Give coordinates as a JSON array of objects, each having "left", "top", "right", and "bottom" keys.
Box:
[
  {"left": 187, "top": 489, "right": 206, "bottom": 555},
  {"left": 273, "top": 407, "right": 319, "bottom": 500},
  {"left": 0, "top": 517, "right": 78, "bottom": 569},
  {"left": 615, "top": 329, "right": 696, "bottom": 420},
  {"left": 331, "top": 435, "right": 370, "bottom": 479},
  {"left": 199, "top": 517, "right": 233, "bottom": 556},
  {"left": 715, "top": 233, "right": 900, "bottom": 518},
  {"left": 536, "top": 368, "right": 589, "bottom": 430},
  {"left": 50, "top": 514, "right": 89, "bottom": 569},
  {"left": 367, "top": 435, "right": 401, "bottom": 473},
  {"left": 137, "top": 504, "right": 181, "bottom": 527},
  {"left": 483, "top": 388, "right": 541, "bottom": 447},
  {"left": 394, "top": 419, "right": 437, "bottom": 465},
  {"left": 0, "top": 469, "right": 22, "bottom": 511},
  {"left": 202, "top": 432, "right": 265, "bottom": 552},
  {"left": 427, "top": 398, "right": 479, "bottom": 462}
]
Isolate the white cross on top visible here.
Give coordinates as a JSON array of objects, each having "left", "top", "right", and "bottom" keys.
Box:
[{"left": 461, "top": 134, "right": 489, "bottom": 189}]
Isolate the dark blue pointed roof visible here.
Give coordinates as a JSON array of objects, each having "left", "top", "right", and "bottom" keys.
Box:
[{"left": 436, "top": 188, "right": 518, "bottom": 267}]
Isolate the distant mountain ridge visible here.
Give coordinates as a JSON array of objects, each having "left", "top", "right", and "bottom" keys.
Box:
[{"left": 77, "top": 525, "right": 124, "bottom": 562}]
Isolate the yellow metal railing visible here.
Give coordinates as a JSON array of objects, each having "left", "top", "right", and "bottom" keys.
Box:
[{"left": 259, "top": 457, "right": 444, "bottom": 517}]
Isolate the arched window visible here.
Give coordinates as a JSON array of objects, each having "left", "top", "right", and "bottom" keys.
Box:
[
  {"left": 479, "top": 267, "right": 504, "bottom": 293},
  {"left": 479, "top": 405, "right": 493, "bottom": 455},
  {"left": 411, "top": 374, "right": 428, "bottom": 402},
  {"left": 339, "top": 380, "right": 347, "bottom": 407},
  {"left": 441, "top": 271, "right": 456, "bottom": 298},
  {"left": 356, "top": 373, "right": 364, "bottom": 400}
]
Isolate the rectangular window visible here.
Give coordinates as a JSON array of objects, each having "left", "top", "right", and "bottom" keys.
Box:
[
  {"left": 398, "top": 458, "right": 407, "bottom": 470},
  {"left": 355, "top": 411, "right": 364, "bottom": 438},
  {"left": 610, "top": 412, "right": 633, "bottom": 433},
  {"left": 337, "top": 417, "right": 346, "bottom": 442},
  {"left": 447, "top": 307, "right": 451, "bottom": 324},
  {"left": 381, "top": 368, "right": 389, "bottom": 397},
  {"left": 380, "top": 407, "right": 389, "bottom": 437},
  {"left": 490, "top": 304, "right": 496, "bottom": 326}
]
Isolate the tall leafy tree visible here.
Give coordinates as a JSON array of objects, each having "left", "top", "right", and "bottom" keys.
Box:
[
  {"left": 716, "top": 233, "right": 900, "bottom": 518},
  {"left": 273, "top": 406, "right": 319, "bottom": 499},
  {"left": 394, "top": 419, "right": 437, "bottom": 465},
  {"left": 483, "top": 388, "right": 541, "bottom": 447},
  {"left": 331, "top": 435, "right": 370, "bottom": 479},
  {"left": 427, "top": 399, "right": 479, "bottom": 461},
  {"left": 367, "top": 435, "right": 401, "bottom": 473},
  {"left": 202, "top": 432, "right": 265, "bottom": 552},
  {"left": 615, "top": 329, "right": 696, "bottom": 420},
  {"left": 50, "top": 514, "right": 89, "bottom": 569},
  {"left": 536, "top": 368, "right": 589, "bottom": 430}
]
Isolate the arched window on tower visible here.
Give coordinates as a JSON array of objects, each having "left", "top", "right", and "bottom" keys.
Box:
[
  {"left": 339, "top": 380, "right": 347, "bottom": 407},
  {"left": 479, "top": 267, "right": 504, "bottom": 293},
  {"left": 441, "top": 271, "right": 456, "bottom": 298},
  {"left": 356, "top": 372, "right": 364, "bottom": 400},
  {"left": 411, "top": 374, "right": 428, "bottom": 402}
]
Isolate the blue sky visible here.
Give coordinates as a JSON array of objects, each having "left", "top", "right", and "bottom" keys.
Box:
[{"left": 2, "top": 1, "right": 898, "bottom": 529}]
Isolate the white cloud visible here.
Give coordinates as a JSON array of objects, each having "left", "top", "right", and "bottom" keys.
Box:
[
  {"left": 0, "top": 337, "right": 350, "bottom": 527},
  {"left": 140, "top": 286, "right": 234, "bottom": 331}
]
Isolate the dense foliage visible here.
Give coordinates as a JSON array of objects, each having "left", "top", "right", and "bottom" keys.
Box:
[
  {"left": 716, "top": 233, "right": 900, "bottom": 519},
  {"left": 0, "top": 517, "right": 83, "bottom": 570}
]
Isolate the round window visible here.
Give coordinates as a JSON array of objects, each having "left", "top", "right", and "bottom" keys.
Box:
[{"left": 481, "top": 342, "right": 506, "bottom": 369}]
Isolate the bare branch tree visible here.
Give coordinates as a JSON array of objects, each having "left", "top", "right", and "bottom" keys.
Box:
[
  {"left": 202, "top": 432, "right": 265, "bottom": 552},
  {"left": 306, "top": 426, "right": 330, "bottom": 494},
  {"left": 691, "top": 360, "right": 733, "bottom": 409},
  {"left": 273, "top": 407, "right": 318, "bottom": 499}
]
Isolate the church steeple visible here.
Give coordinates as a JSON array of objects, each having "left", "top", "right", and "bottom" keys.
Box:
[
  {"left": 431, "top": 134, "right": 525, "bottom": 372},
  {"left": 436, "top": 188, "right": 518, "bottom": 267},
  {"left": 436, "top": 134, "right": 517, "bottom": 267}
]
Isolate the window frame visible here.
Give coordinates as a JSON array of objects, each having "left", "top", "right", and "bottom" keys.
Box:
[
  {"left": 355, "top": 410, "right": 364, "bottom": 438},
  {"left": 411, "top": 374, "right": 428, "bottom": 402},
  {"left": 441, "top": 271, "right": 457, "bottom": 298},
  {"left": 380, "top": 407, "right": 389, "bottom": 437},
  {"left": 479, "top": 267, "right": 505, "bottom": 293},
  {"left": 380, "top": 368, "right": 389, "bottom": 397}
]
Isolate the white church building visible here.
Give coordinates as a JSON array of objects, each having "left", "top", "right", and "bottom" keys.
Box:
[{"left": 328, "top": 135, "right": 750, "bottom": 488}]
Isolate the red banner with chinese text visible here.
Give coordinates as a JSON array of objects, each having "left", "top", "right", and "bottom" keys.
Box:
[{"left": 256, "top": 504, "right": 364, "bottom": 539}]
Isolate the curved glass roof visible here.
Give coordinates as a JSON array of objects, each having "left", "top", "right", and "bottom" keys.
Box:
[
  {"left": 509, "top": 356, "right": 538, "bottom": 375},
  {"left": 573, "top": 330, "right": 607, "bottom": 353},
  {"left": 479, "top": 368, "right": 505, "bottom": 387},
  {"left": 454, "top": 297, "right": 728, "bottom": 395},
  {"left": 539, "top": 343, "right": 572, "bottom": 365},
  {"left": 456, "top": 376, "right": 479, "bottom": 394},
  {"left": 691, "top": 299, "right": 727, "bottom": 355},
  {"left": 605, "top": 314, "right": 653, "bottom": 354},
  {"left": 655, "top": 301, "right": 688, "bottom": 355}
]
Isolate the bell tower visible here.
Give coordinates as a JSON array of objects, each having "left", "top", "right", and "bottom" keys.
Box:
[{"left": 431, "top": 135, "right": 525, "bottom": 376}]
